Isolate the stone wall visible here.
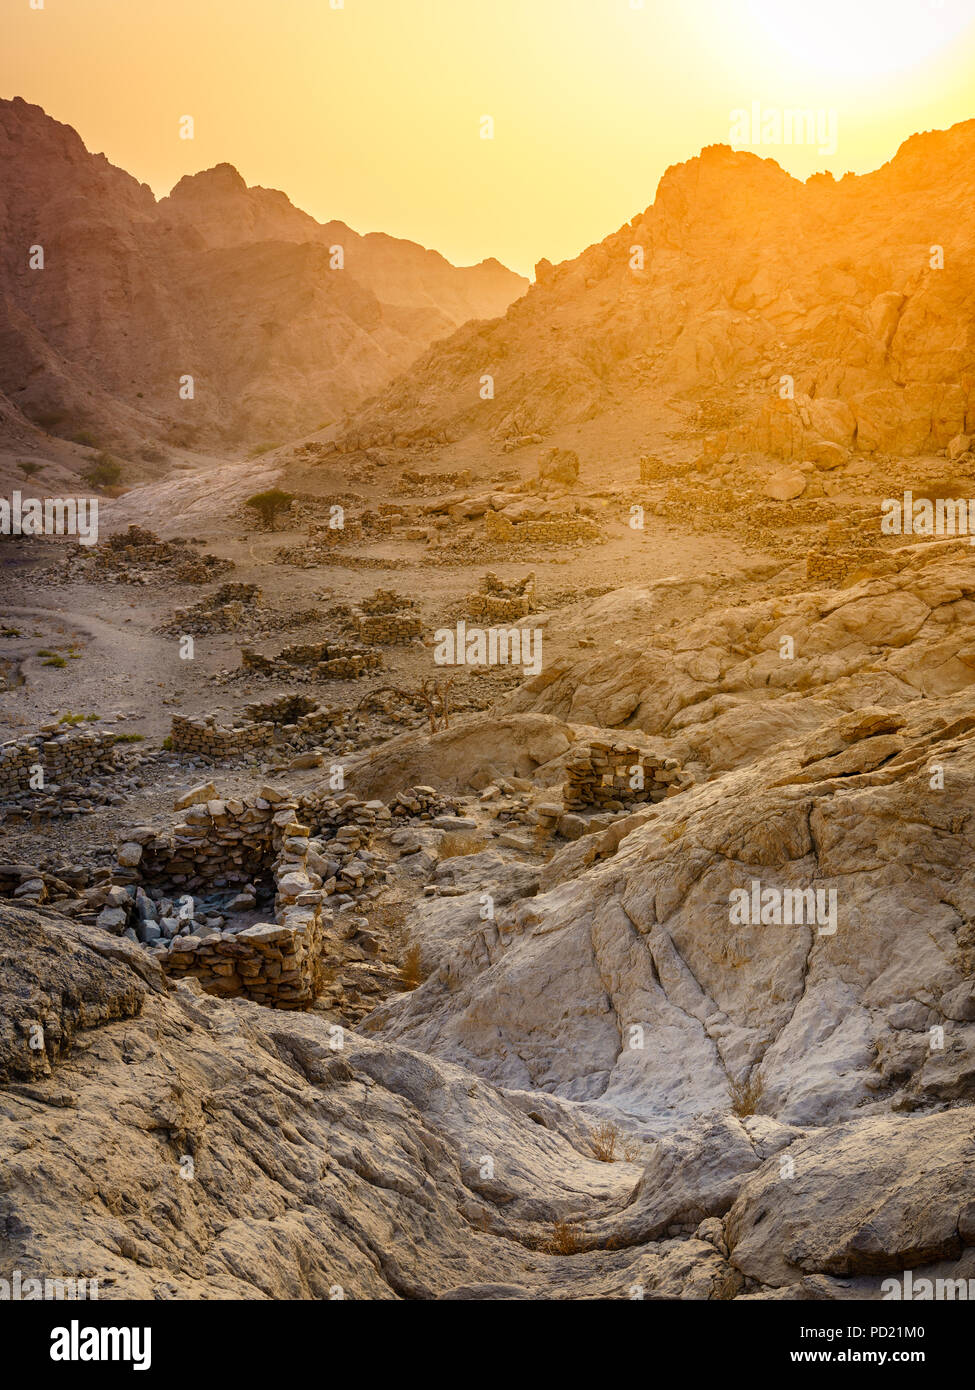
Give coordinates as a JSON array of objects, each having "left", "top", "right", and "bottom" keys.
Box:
[
  {"left": 358, "top": 588, "right": 416, "bottom": 615},
  {"left": 356, "top": 613, "right": 423, "bottom": 644},
  {"left": 241, "top": 640, "right": 382, "bottom": 680},
  {"left": 122, "top": 787, "right": 326, "bottom": 1009},
  {"left": 169, "top": 715, "right": 274, "bottom": 760},
  {"left": 166, "top": 582, "right": 263, "bottom": 635},
  {"left": 561, "top": 740, "right": 695, "bottom": 811},
  {"left": 466, "top": 572, "right": 536, "bottom": 621},
  {"left": 170, "top": 697, "right": 346, "bottom": 759},
  {"left": 0, "top": 728, "right": 122, "bottom": 798},
  {"left": 484, "top": 510, "right": 601, "bottom": 545},
  {"left": 639, "top": 455, "right": 697, "bottom": 483}
]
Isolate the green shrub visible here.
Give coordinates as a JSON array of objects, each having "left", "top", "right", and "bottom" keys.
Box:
[
  {"left": 82, "top": 452, "right": 122, "bottom": 489},
  {"left": 245, "top": 488, "right": 294, "bottom": 531}
]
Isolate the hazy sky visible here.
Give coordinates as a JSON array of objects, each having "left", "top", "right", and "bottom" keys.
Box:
[{"left": 3, "top": 0, "right": 975, "bottom": 276}]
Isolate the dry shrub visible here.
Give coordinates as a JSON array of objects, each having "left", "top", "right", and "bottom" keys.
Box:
[
  {"left": 729, "top": 1073, "right": 764, "bottom": 1117},
  {"left": 589, "top": 1121, "right": 621, "bottom": 1162},
  {"left": 399, "top": 943, "right": 425, "bottom": 989},
  {"left": 549, "top": 1220, "right": 580, "bottom": 1255},
  {"left": 438, "top": 831, "right": 488, "bottom": 859}
]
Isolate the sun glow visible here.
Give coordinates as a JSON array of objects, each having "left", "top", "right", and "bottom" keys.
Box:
[{"left": 746, "top": 0, "right": 975, "bottom": 79}]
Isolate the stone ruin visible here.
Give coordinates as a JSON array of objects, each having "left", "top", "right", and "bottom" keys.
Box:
[
  {"left": 639, "top": 455, "right": 697, "bottom": 484},
  {"left": 401, "top": 468, "right": 472, "bottom": 493},
  {"left": 165, "top": 582, "right": 263, "bottom": 635},
  {"left": 91, "top": 524, "right": 235, "bottom": 584},
  {"left": 466, "top": 572, "right": 536, "bottom": 621},
  {"left": 115, "top": 786, "right": 327, "bottom": 1009},
  {"left": 484, "top": 509, "right": 601, "bottom": 547},
  {"left": 558, "top": 740, "right": 696, "bottom": 813},
  {"left": 169, "top": 696, "right": 346, "bottom": 760},
  {"left": 102, "top": 783, "right": 458, "bottom": 1011},
  {"left": 354, "top": 588, "right": 423, "bottom": 644},
  {"left": 0, "top": 727, "right": 123, "bottom": 800},
  {"left": 241, "top": 638, "right": 382, "bottom": 681}
]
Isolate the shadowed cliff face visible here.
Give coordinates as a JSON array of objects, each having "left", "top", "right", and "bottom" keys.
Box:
[
  {"left": 342, "top": 124, "right": 975, "bottom": 461},
  {"left": 0, "top": 98, "right": 528, "bottom": 449}
]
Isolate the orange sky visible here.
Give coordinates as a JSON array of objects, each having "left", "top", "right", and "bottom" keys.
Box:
[{"left": 3, "top": 0, "right": 975, "bottom": 276}]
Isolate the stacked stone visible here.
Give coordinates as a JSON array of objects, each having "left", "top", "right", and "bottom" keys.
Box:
[
  {"left": 166, "top": 582, "right": 262, "bottom": 636},
  {"left": 356, "top": 612, "right": 422, "bottom": 644},
  {"left": 88, "top": 526, "right": 235, "bottom": 585},
  {"left": 0, "top": 728, "right": 121, "bottom": 798},
  {"left": 484, "top": 511, "right": 601, "bottom": 545},
  {"left": 169, "top": 715, "right": 274, "bottom": 759},
  {"left": 402, "top": 468, "right": 472, "bottom": 490},
  {"left": 466, "top": 571, "right": 536, "bottom": 621},
  {"left": 639, "top": 455, "right": 697, "bottom": 483},
  {"left": 805, "top": 547, "right": 888, "bottom": 587},
  {"left": 241, "top": 640, "right": 381, "bottom": 679},
  {"left": 120, "top": 787, "right": 327, "bottom": 1009},
  {"left": 562, "top": 741, "right": 694, "bottom": 812},
  {"left": 243, "top": 695, "right": 345, "bottom": 744},
  {"left": 388, "top": 785, "right": 462, "bottom": 820},
  {"left": 358, "top": 588, "right": 415, "bottom": 615}
]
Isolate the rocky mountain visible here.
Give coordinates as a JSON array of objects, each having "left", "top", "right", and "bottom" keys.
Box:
[
  {"left": 339, "top": 122, "right": 975, "bottom": 465},
  {"left": 0, "top": 97, "right": 527, "bottom": 449}
]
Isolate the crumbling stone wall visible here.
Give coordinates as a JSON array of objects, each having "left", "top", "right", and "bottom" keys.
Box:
[
  {"left": 466, "top": 572, "right": 536, "bottom": 621},
  {"left": 124, "top": 789, "right": 326, "bottom": 1009},
  {"left": 561, "top": 740, "right": 695, "bottom": 811},
  {"left": 0, "top": 728, "right": 121, "bottom": 797},
  {"left": 484, "top": 510, "right": 601, "bottom": 545},
  {"left": 358, "top": 588, "right": 415, "bottom": 615},
  {"left": 640, "top": 455, "right": 697, "bottom": 483},
  {"left": 241, "top": 640, "right": 382, "bottom": 679},
  {"left": 166, "top": 583, "right": 263, "bottom": 635},
  {"left": 352, "top": 588, "right": 422, "bottom": 643},
  {"left": 170, "top": 697, "right": 346, "bottom": 759},
  {"left": 356, "top": 613, "right": 423, "bottom": 643},
  {"left": 169, "top": 715, "right": 275, "bottom": 759}
]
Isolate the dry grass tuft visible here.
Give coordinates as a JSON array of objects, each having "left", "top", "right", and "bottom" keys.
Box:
[
  {"left": 589, "top": 1120, "right": 621, "bottom": 1162},
  {"left": 399, "top": 943, "right": 425, "bottom": 989},
  {"left": 729, "top": 1073, "right": 764, "bottom": 1117},
  {"left": 549, "top": 1220, "right": 581, "bottom": 1255}
]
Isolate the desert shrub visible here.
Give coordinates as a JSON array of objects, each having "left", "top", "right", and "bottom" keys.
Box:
[
  {"left": 70, "top": 430, "right": 99, "bottom": 448},
  {"left": 82, "top": 452, "right": 122, "bottom": 489},
  {"left": 549, "top": 1221, "right": 581, "bottom": 1255},
  {"left": 245, "top": 488, "right": 294, "bottom": 531},
  {"left": 729, "top": 1073, "right": 764, "bottom": 1117},
  {"left": 399, "top": 944, "right": 425, "bottom": 989},
  {"left": 589, "top": 1121, "right": 621, "bottom": 1162},
  {"left": 17, "top": 461, "right": 42, "bottom": 481},
  {"left": 41, "top": 656, "right": 66, "bottom": 668}
]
